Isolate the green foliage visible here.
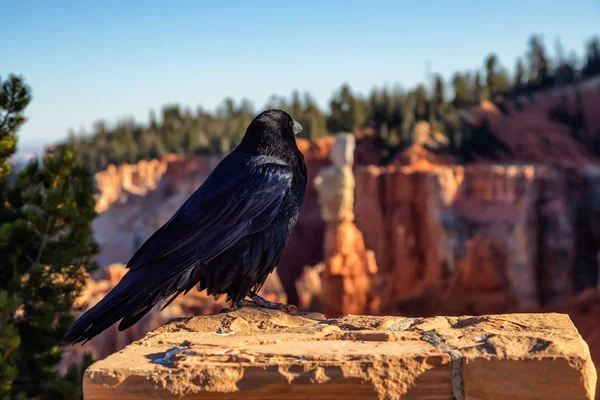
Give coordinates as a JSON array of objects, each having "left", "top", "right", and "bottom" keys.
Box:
[
  {"left": 450, "top": 73, "right": 468, "bottom": 107},
  {"left": 272, "top": 91, "right": 327, "bottom": 140},
  {"left": 473, "top": 72, "right": 484, "bottom": 103},
  {"left": 0, "top": 76, "right": 30, "bottom": 176},
  {"left": 0, "top": 75, "right": 30, "bottom": 400},
  {"left": 326, "top": 83, "right": 368, "bottom": 133},
  {"left": 484, "top": 54, "right": 509, "bottom": 100},
  {"left": 514, "top": 58, "right": 525, "bottom": 89},
  {"left": 527, "top": 35, "right": 552, "bottom": 89},
  {"left": 582, "top": 37, "right": 600, "bottom": 78},
  {"left": 0, "top": 76, "right": 98, "bottom": 399}
]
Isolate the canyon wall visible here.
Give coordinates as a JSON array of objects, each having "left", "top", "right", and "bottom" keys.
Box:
[{"left": 354, "top": 162, "right": 579, "bottom": 313}]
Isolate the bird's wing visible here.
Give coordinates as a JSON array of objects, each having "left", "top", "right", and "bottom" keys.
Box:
[{"left": 126, "top": 152, "right": 292, "bottom": 270}]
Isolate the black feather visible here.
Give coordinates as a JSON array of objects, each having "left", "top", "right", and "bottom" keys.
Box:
[{"left": 64, "top": 109, "right": 307, "bottom": 344}]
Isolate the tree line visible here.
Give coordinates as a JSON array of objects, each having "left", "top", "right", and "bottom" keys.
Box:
[{"left": 58, "top": 35, "right": 600, "bottom": 170}]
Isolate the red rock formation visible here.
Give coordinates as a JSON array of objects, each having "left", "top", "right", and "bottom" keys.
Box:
[
  {"left": 461, "top": 76, "right": 600, "bottom": 169},
  {"left": 353, "top": 161, "right": 581, "bottom": 313},
  {"left": 321, "top": 222, "right": 378, "bottom": 316},
  {"left": 313, "top": 134, "right": 379, "bottom": 317},
  {"left": 392, "top": 144, "right": 455, "bottom": 166}
]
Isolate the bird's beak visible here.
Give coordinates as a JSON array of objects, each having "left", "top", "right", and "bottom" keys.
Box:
[{"left": 293, "top": 120, "right": 303, "bottom": 136}]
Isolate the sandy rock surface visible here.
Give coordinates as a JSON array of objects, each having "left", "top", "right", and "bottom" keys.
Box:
[{"left": 84, "top": 308, "right": 596, "bottom": 400}]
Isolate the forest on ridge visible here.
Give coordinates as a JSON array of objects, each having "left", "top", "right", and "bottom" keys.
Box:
[{"left": 55, "top": 35, "right": 600, "bottom": 171}]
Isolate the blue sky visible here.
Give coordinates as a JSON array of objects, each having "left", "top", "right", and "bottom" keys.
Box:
[{"left": 3, "top": 1, "right": 599, "bottom": 148}]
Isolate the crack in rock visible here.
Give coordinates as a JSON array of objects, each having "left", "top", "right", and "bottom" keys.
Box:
[{"left": 421, "top": 330, "right": 465, "bottom": 400}]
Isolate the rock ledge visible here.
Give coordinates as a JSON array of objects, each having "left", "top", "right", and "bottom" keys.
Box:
[{"left": 84, "top": 308, "right": 596, "bottom": 399}]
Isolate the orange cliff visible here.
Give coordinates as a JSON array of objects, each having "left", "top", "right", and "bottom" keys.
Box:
[{"left": 354, "top": 162, "right": 574, "bottom": 313}]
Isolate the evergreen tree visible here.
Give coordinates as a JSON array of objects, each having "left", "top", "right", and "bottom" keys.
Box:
[
  {"left": 429, "top": 75, "right": 446, "bottom": 134},
  {"left": 451, "top": 73, "right": 470, "bottom": 107},
  {"left": 290, "top": 90, "right": 302, "bottom": 118},
  {"left": 412, "top": 85, "right": 428, "bottom": 120},
  {"left": 473, "top": 72, "right": 484, "bottom": 103},
  {"left": 485, "top": 54, "right": 498, "bottom": 98},
  {"left": 514, "top": 58, "right": 525, "bottom": 90},
  {"left": 484, "top": 54, "right": 509, "bottom": 99},
  {"left": 527, "top": 35, "right": 552, "bottom": 88},
  {"left": 299, "top": 92, "right": 327, "bottom": 139},
  {"left": 326, "top": 83, "right": 367, "bottom": 133},
  {"left": 0, "top": 75, "right": 98, "bottom": 399},
  {"left": 582, "top": 37, "right": 600, "bottom": 78},
  {"left": 552, "top": 38, "right": 577, "bottom": 87},
  {"left": 432, "top": 75, "right": 445, "bottom": 107},
  {"left": 0, "top": 75, "right": 30, "bottom": 399}
]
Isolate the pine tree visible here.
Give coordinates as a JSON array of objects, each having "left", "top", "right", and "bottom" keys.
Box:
[
  {"left": 514, "top": 58, "right": 525, "bottom": 90},
  {"left": 432, "top": 75, "right": 445, "bottom": 107},
  {"left": 554, "top": 41, "right": 576, "bottom": 88},
  {"left": 582, "top": 37, "right": 600, "bottom": 78},
  {"left": 0, "top": 75, "right": 30, "bottom": 399},
  {"left": 412, "top": 85, "right": 428, "bottom": 120},
  {"left": 0, "top": 75, "right": 98, "bottom": 399},
  {"left": 451, "top": 73, "right": 470, "bottom": 107},
  {"left": 527, "top": 35, "right": 552, "bottom": 88},
  {"left": 428, "top": 75, "right": 446, "bottom": 134},
  {"left": 326, "top": 83, "right": 366, "bottom": 133},
  {"left": 484, "top": 54, "right": 509, "bottom": 99},
  {"left": 485, "top": 54, "right": 498, "bottom": 98},
  {"left": 473, "top": 72, "right": 484, "bottom": 103}
]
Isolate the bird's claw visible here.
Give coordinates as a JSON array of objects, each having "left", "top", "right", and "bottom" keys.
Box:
[
  {"left": 228, "top": 294, "right": 298, "bottom": 313},
  {"left": 250, "top": 293, "right": 298, "bottom": 313}
]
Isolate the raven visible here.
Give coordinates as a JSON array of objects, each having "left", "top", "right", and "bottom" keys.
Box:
[{"left": 64, "top": 109, "right": 307, "bottom": 344}]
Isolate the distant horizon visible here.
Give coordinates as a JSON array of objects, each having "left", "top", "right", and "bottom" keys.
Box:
[{"left": 3, "top": 1, "right": 599, "bottom": 148}]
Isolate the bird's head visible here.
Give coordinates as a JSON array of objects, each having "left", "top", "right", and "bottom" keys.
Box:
[{"left": 237, "top": 109, "right": 303, "bottom": 155}]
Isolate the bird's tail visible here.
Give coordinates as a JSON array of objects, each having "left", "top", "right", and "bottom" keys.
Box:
[{"left": 64, "top": 259, "right": 200, "bottom": 345}]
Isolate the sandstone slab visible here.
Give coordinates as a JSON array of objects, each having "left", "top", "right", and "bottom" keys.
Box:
[{"left": 84, "top": 309, "right": 595, "bottom": 399}]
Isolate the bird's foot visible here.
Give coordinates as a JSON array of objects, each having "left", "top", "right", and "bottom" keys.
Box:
[
  {"left": 236, "top": 299, "right": 260, "bottom": 308},
  {"left": 250, "top": 293, "right": 298, "bottom": 313},
  {"left": 224, "top": 299, "right": 258, "bottom": 312},
  {"left": 226, "top": 296, "right": 298, "bottom": 313}
]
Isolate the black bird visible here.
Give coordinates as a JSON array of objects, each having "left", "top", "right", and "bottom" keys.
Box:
[{"left": 64, "top": 109, "right": 307, "bottom": 344}]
